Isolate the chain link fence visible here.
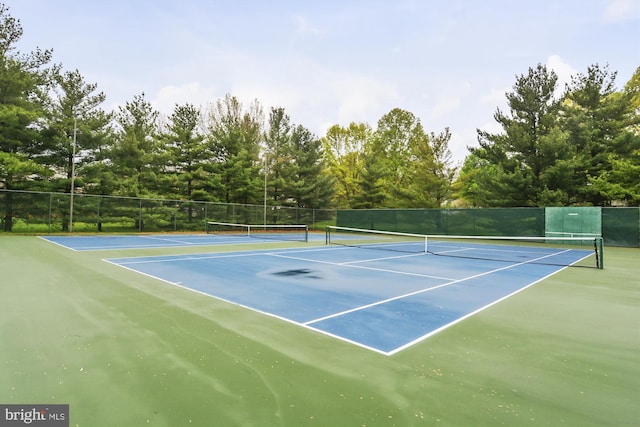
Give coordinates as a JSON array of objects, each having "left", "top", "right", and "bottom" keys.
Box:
[
  {"left": 3, "top": 190, "right": 638, "bottom": 247},
  {"left": 0, "top": 189, "right": 336, "bottom": 233}
]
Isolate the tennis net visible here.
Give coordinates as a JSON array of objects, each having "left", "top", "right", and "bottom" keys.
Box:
[
  {"left": 206, "top": 221, "right": 309, "bottom": 242},
  {"left": 325, "top": 226, "right": 604, "bottom": 269}
]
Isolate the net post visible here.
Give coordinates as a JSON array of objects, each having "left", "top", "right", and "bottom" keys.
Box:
[
  {"left": 304, "top": 224, "right": 309, "bottom": 243},
  {"left": 424, "top": 235, "right": 428, "bottom": 253},
  {"left": 325, "top": 226, "right": 330, "bottom": 245},
  {"left": 597, "top": 237, "right": 604, "bottom": 269}
]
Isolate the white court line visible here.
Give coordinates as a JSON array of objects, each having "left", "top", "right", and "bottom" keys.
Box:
[
  {"left": 54, "top": 237, "right": 272, "bottom": 251},
  {"left": 38, "top": 236, "right": 80, "bottom": 251},
  {"left": 110, "top": 245, "right": 352, "bottom": 265},
  {"left": 113, "top": 251, "right": 267, "bottom": 265},
  {"left": 387, "top": 269, "right": 562, "bottom": 355},
  {"left": 428, "top": 242, "right": 568, "bottom": 256},
  {"left": 339, "top": 252, "right": 426, "bottom": 265},
  {"left": 104, "top": 257, "right": 393, "bottom": 356},
  {"left": 267, "top": 252, "right": 456, "bottom": 281},
  {"left": 103, "top": 244, "right": 583, "bottom": 356},
  {"left": 430, "top": 247, "right": 476, "bottom": 255},
  {"left": 302, "top": 248, "right": 573, "bottom": 326},
  {"left": 138, "top": 235, "right": 203, "bottom": 245}
]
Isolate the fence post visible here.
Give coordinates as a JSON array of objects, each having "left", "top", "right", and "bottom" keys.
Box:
[
  {"left": 48, "top": 193, "right": 52, "bottom": 234},
  {"left": 97, "top": 197, "right": 102, "bottom": 232}
]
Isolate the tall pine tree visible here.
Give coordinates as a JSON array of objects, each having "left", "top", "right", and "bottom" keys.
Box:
[
  {"left": 0, "top": 4, "right": 54, "bottom": 230},
  {"left": 466, "top": 64, "right": 568, "bottom": 206}
]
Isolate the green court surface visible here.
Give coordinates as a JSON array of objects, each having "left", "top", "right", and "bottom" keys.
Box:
[{"left": 1, "top": 235, "right": 638, "bottom": 426}]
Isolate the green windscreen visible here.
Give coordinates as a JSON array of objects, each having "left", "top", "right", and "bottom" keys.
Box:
[
  {"left": 544, "top": 207, "right": 602, "bottom": 238},
  {"left": 602, "top": 207, "right": 640, "bottom": 247},
  {"left": 336, "top": 208, "right": 545, "bottom": 237},
  {"left": 336, "top": 207, "right": 640, "bottom": 249}
]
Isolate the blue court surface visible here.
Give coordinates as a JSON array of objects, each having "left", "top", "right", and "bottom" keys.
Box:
[
  {"left": 40, "top": 232, "right": 320, "bottom": 251},
  {"left": 103, "top": 243, "right": 594, "bottom": 355}
]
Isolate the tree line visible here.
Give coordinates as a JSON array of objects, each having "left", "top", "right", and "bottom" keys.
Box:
[
  {"left": 458, "top": 63, "right": 640, "bottom": 207},
  {"left": 1, "top": 3, "right": 639, "bottom": 234},
  {"left": 0, "top": 4, "right": 457, "bottom": 225}
]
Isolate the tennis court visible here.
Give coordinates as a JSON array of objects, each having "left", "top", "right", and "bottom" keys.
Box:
[
  {"left": 3, "top": 233, "right": 638, "bottom": 426},
  {"left": 100, "top": 229, "right": 599, "bottom": 355},
  {"left": 41, "top": 228, "right": 318, "bottom": 251}
]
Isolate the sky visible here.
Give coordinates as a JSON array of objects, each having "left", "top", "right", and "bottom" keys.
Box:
[{"left": 5, "top": 0, "right": 640, "bottom": 163}]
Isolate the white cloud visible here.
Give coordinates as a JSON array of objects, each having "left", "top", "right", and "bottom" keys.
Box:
[
  {"left": 292, "top": 15, "right": 324, "bottom": 39},
  {"left": 546, "top": 54, "right": 577, "bottom": 95},
  {"left": 603, "top": 0, "right": 640, "bottom": 23},
  {"left": 1, "top": 0, "right": 634, "bottom": 181},
  {"left": 286, "top": 14, "right": 325, "bottom": 52},
  {"left": 151, "top": 82, "right": 220, "bottom": 116},
  {"left": 332, "top": 76, "right": 399, "bottom": 124},
  {"left": 231, "top": 64, "right": 399, "bottom": 136},
  {"left": 481, "top": 87, "right": 508, "bottom": 106},
  {"left": 448, "top": 126, "right": 479, "bottom": 166},
  {"left": 477, "top": 56, "right": 576, "bottom": 108},
  {"left": 430, "top": 81, "right": 472, "bottom": 119},
  {"left": 231, "top": 83, "right": 304, "bottom": 117}
]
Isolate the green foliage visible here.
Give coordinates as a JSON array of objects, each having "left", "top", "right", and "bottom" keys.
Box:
[
  {"left": 286, "top": 125, "right": 334, "bottom": 208},
  {"left": 0, "top": 4, "right": 56, "bottom": 229},
  {"left": 106, "top": 93, "right": 165, "bottom": 198},
  {"left": 351, "top": 152, "right": 386, "bottom": 209},
  {"left": 322, "top": 122, "right": 370, "bottom": 208},
  {"left": 459, "top": 63, "right": 640, "bottom": 207},
  {"left": 468, "top": 64, "right": 562, "bottom": 206},
  {"left": 0, "top": 4, "right": 467, "bottom": 215},
  {"left": 409, "top": 128, "right": 457, "bottom": 207},
  {"left": 264, "top": 106, "right": 292, "bottom": 206},
  {"left": 2, "top": 3, "right": 639, "bottom": 219},
  {"left": 162, "top": 103, "right": 207, "bottom": 201},
  {"left": 0, "top": 5, "right": 52, "bottom": 190},
  {"left": 205, "top": 94, "right": 264, "bottom": 204},
  {"left": 265, "top": 107, "right": 335, "bottom": 210},
  {"left": 40, "top": 69, "right": 111, "bottom": 196},
  {"left": 324, "top": 115, "right": 457, "bottom": 209},
  {"left": 370, "top": 108, "right": 426, "bottom": 206}
]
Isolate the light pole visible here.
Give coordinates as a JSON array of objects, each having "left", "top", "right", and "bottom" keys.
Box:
[
  {"left": 263, "top": 151, "right": 267, "bottom": 226},
  {"left": 69, "top": 116, "right": 77, "bottom": 232}
]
